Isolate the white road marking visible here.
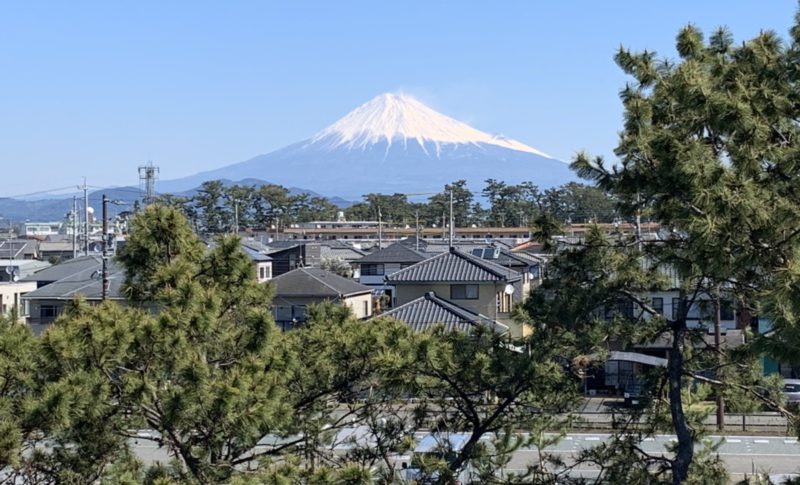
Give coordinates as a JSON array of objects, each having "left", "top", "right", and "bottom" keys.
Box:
[
  {"left": 726, "top": 438, "right": 742, "bottom": 443},
  {"left": 784, "top": 440, "right": 798, "bottom": 444},
  {"left": 753, "top": 439, "right": 769, "bottom": 444},
  {"left": 585, "top": 437, "right": 600, "bottom": 441}
]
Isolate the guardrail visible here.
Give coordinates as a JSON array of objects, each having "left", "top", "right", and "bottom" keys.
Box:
[{"left": 568, "top": 411, "right": 791, "bottom": 434}]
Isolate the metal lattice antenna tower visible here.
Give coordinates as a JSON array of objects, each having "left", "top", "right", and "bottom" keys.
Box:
[{"left": 138, "top": 162, "right": 159, "bottom": 206}]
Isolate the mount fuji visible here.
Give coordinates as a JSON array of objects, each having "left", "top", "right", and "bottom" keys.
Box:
[{"left": 160, "top": 93, "right": 576, "bottom": 199}]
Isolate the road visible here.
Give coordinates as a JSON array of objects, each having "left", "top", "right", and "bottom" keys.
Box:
[
  {"left": 128, "top": 431, "right": 800, "bottom": 482},
  {"left": 508, "top": 433, "right": 800, "bottom": 481}
]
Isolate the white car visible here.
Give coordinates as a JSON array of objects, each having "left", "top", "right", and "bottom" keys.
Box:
[{"left": 784, "top": 379, "right": 800, "bottom": 403}]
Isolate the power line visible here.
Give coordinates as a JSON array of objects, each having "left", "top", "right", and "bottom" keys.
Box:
[{"left": 0, "top": 185, "right": 83, "bottom": 200}]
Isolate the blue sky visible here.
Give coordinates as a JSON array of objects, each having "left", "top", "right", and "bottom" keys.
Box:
[{"left": 1, "top": 1, "right": 797, "bottom": 196}]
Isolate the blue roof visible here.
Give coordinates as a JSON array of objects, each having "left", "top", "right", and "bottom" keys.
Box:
[{"left": 241, "top": 246, "right": 272, "bottom": 262}]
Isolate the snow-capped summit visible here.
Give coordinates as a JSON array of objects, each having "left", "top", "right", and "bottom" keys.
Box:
[
  {"left": 160, "top": 93, "right": 575, "bottom": 199},
  {"left": 310, "top": 93, "right": 551, "bottom": 158}
]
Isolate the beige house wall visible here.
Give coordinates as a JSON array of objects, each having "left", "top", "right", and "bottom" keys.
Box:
[
  {"left": 394, "top": 282, "right": 521, "bottom": 331},
  {"left": 343, "top": 292, "right": 373, "bottom": 319},
  {"left": 273, "top": 292, "right": 373, "bottom": 325},
  {"left": 0, "top": 281, "right": 37, "bottom": 323}
]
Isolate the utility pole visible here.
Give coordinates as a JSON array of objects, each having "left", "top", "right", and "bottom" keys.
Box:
[
  {"left": 78, "top": 178, "right": 89, "bottom": 256},
  {"left": 101, "top": 194, "right": 109, "bottom": 301},
  {"left": 635, "top": 192, "right": 642, "bottom": 251},
  {"left": 449, "top": 189, "right": 454, "bottom": 248},
  {"left": 714, "top": 286, "right": 725, "bottom": 430},
  {"left": 415, "top": 210, "right": 420, "bottom": 252},
  {"left": 377, "top": 207, "right": 383, "bottom": 249},
  {"left": 4, "top": 218, "right": 12, "bottom": 264},
  {"left": 234, "top": 199, "right": 239, "bottom": 235},
  {"left": 71, "top": 196, "right": 78, "bottom": 259}
]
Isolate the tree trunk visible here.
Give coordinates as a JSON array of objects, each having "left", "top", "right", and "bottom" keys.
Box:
[{"left": 668, "top": 324, "right": 693, "bottom": 484}]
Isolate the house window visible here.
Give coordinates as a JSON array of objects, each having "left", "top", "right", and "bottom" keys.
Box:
[
  {"left": 40, "top": 305, "right": 59, "bottom": 319},
  {"left": 361, "top": 264, "right": 385, "bottom": 276},
  {"left": 672, "top": 298, "right": 683, "bottom": 320},
  {"left": 363, "top": 300, "right": 369, "bottom": 317},
  {"left": 259, "top": 267, "right": 266, "bottom": 279},
  {"left": 721, "top": 300, "right": 735, "bottom": 321},
  {"left": 651, "top": 297, "right": 663, "bottom": 315},
  {"left": 451, "top": 284, "right": 479, "bottom": 300},
  {"left": 604, "top": 299, "right": 635, "bottom": 319}
]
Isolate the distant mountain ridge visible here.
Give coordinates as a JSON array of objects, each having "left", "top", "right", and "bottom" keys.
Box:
[{"left": 160, "top": 93, "right": 576, "bottom": 199}]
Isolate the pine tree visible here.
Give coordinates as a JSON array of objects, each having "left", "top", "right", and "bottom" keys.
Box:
[
  {"left": 530, "top": 16, "right": 800, "bottom": 483},
  {"left": 43, "top": 206, "right": 292, "bottom": 483}
]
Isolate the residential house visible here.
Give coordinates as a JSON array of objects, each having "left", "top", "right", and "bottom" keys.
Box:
[
  {"left": 241, "top": 246, "right": 273, "bottom": 283},
  {"left": 385, "top": 247, "right": 527, "bottom": 336},
  {"left": 465, "top": 246, "right": 547, "bottom": 294},
  {"left": 21, "top": 222, "right": 62, "bottom": 238},
  {"left": 271, "top": 267, "right": 373, "bottom": 330},
  {"left": 596, "top": 264, "right": 742, "bottom": 397},
  {"left": 320, "top": 240, "right": 367, "bottom": 265},
  {"left": 0, "top": 281, "right": 37, "bottom": 323},
  {"left": 0, "top": 240, "right": 40, "bottom": 260},
  {"left": 39, "top": 241, "right": 77, "bottom": 263},
  {"left": 353, "top": 243, "right": 429, "bottom": 305},
  {"left": 378, "top": 291, "right": 508, "bottom": 334},
  {"left": 21, "top": 255, "right": 104, "bottom": 288},
  {"left": 260, "top": 242, "right": 316, "bottom": 277},
  {"left": 0, "top": 259, "right": 51, "bottom": 282},
  {"left": 21, "top": 257, "right": 125, "bottom": 333}
]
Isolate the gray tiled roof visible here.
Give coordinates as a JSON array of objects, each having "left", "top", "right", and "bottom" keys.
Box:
[
  {"left": 38, "top": 241, "right": 75, "bottom": 252},
  {"left": 22, "top": 259, "right": 124, "bottom": 300},
  {"left": 271, "top": 267, "right": 371, "bottom": 298},
  {"left": 0, "top": 240, "right": 38, "bottom": 259},
  {"left": 379, "top": 291, "right": 508, "bottom": 333},
  {"left": 355, "top": 243, "right": 428, "bottom": 265},
  {"left": 321, "top": 246, "right": 366, "bottom": 261},
  {"left": 21, "top": 255, "right": 101, "bottom": 283},
  {"left": 386, "top": 248, "right": 521, "bottom": 283}
]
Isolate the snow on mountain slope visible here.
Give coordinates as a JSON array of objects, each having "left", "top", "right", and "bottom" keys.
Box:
[
  {"left": 159, "top": 93, "right": 575, "bottom": 198},
  {"left": 309, "top": 93, "right": 552, "bottom": 158}
]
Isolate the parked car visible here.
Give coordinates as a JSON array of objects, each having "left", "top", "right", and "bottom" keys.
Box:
[{"left": 784, "top": 379, "right": 800, "bottom": 403}]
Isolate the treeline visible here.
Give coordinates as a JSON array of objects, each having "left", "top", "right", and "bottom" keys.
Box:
[{"left": 157, "top": 179, "right": 617, "bottom": 234}]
